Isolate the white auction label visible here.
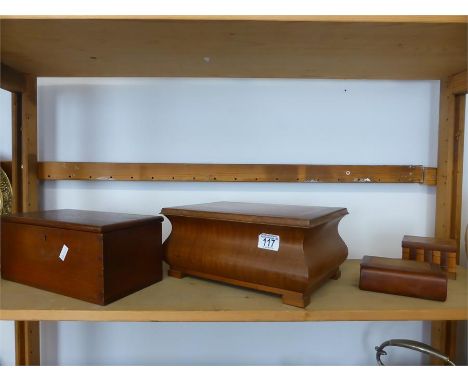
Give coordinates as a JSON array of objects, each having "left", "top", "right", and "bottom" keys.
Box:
[
  {"left": 59, "top": 244, "right": 69, "bottom": 261},
  {"left": 258, "top": 233, "right": 280, "bottom": 251}
]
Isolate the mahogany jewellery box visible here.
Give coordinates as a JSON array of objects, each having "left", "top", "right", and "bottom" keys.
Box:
[
  {"left": 1, "top": 209, "right": 163, "bottom": 305},
  {"left": 162, "top": 201, "right": 349, "bottom": 308}
]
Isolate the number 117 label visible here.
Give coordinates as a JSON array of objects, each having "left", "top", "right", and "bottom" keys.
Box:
[{"left": 258, "top": 233, "right": 280, "bottom": 251}]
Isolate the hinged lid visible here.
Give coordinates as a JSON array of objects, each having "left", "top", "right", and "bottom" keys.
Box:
[
  {"left": 360, "top": 255, "right": 446, "bottom": 278},
  {"left": 402, "top": 235, "right": 457, "bottom": 252},
  {"left": 161, "top": 201, "right": 347, "bottom": 228},
  {"left": 1, "top": 209, "right": 163, "bottom": 233}
]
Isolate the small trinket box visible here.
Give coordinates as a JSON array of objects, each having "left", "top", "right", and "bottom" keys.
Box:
[
  {"left": 402, "top": 235, "right": 458, "bottom": 279},
  {"left": 359, "top": 256, "right": 447, "bottom": 301}
]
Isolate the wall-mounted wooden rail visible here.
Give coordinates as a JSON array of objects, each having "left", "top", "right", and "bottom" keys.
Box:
[{"left": 37, "top": 162, "right": 437, "bottom": 185}]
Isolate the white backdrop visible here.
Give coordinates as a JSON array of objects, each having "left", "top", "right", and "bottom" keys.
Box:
[{"left": 0, "top": 77, "right": 457, "bottom": 365}]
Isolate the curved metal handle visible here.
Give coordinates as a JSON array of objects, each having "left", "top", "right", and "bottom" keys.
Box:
[{"left": 375, "top": 339, "right": 455, "bottom": 366}]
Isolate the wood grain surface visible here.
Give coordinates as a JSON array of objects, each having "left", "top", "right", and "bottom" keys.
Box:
[
  {"left": 1, "top": 260, "right": 466, "bottom": 322},
  {"left": 1, "top": 211, "right": 164, "bottom": 305},
  {"left": 162, "top": 201, "right": 347, "bottom": 228},
  {"left": 2, "top": 209, "right": 163, "bottom": 233},
  {"left": 37, "top": 162, "right": 437, "bottom": 185},
  {"left": 162, "top": 202, "right": 348, "bottom": 308},
  {"left": 1, "top": 19, "right": 466, "bottom": 79}
]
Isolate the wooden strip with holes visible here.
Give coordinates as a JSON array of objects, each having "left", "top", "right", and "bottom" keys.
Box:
[
  {"left": 15, "top": 75, "right": 40, "bottom": 366},
  {"left": 37, "top": 162, "right": 437, "bottom": 184},
  {"left": 11, "top": 93, "right": 22, "bottom": 213},
  {"left": 21, "top": 76, "right": 38, "bottom": 212},
  {"left": 451, "top": 95, "right": 466, "bottom": 261},
  {"left": 435, "top": 78, "right": 456, "bottom": 239}
]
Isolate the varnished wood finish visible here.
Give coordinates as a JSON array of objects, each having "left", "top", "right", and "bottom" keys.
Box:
[
  {"left": 402, "top": 236, "right": 458, "bottom": 280},
  {"left": 359, "top": 256, "right": 447, "bottom": 302},
  {"left": 0, "top": 260, "right": 466, "bottom": 322},
  {"left": 403, "top": 235, "right": 458, "bottom": 252},
  {"left": 1, "top": 19, "right": 466, "bottom": 80},
  {"left": 37, "top": 162, "right": 437, "bottom": 185},
  {"left": 162, "top": 201, "right": 347, "bottom": 228},
  {"left": 1, "top": 210, "right": 163, "bottom": 305},
  {"left": 14, "top": 321, "right": 40, "bottom": 366},
  {"left": 102, "top": 223, "right": 163, "bottom": 304},
  {"left": 4, "top": 209, "right": 162, "bottom": 233},
  {"left": 0, "top": 64, "right": 25, "bottom": 93},
  {"left": 163, "top": 202, "right": 348, "bottom": 308}
]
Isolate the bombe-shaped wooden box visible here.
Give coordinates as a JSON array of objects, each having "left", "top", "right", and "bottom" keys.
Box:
[{"left": 162, "top": 201, "right": 348, "bottom": 307}]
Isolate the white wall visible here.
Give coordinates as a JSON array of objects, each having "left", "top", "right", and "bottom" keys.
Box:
[{"left": 0, "top": 78, "right": 452, "bottom": 365}]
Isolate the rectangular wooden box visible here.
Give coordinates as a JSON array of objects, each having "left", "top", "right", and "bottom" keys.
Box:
[
  {"left": 1, "top": 209, "right": 163, "bottom": 305},
  {"left": 402, "top": 235, "right": 457, "bottom": 279},
  {"left": 162, "top": 201, "right": 349, "bottom": 308},
  {"left": 359, "top": 255, "right": 447, "bottom": 301}
]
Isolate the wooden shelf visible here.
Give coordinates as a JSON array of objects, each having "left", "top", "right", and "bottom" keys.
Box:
[
  {"left": 1, "top": 260, "right": 466, "bottom": 322},
  {"left": 0, "top": 15, "right": 466, "bottom": 365},
  {"left": 1, "top": 17, "right": 466, "bottom": 80}
]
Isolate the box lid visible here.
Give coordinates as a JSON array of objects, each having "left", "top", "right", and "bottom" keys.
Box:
[
  {"left": 402, "top": 235, "right": 457, "bottom": 252},
  {"left": 360, "top": 255, "right": 446, "bottom": 279},
  {"left": 161, "top": 201, "right": 347, "bottom": 228},
  {"left": 1, "top": 209, "right": 163, "bottom": 233}
]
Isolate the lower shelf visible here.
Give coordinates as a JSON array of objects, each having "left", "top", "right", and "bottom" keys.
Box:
[{"left": 0, "top": 260, "right": 466, "bottom": 322}]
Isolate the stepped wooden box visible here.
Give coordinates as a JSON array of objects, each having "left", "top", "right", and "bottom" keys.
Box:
[
  {"left": 162, "top": 201, "right": 348, "bottom": 307},
  {"left": 1, "top": 209, "right": 163, "bottom": 305},
  {"left": 402, "top": 235, "right": 458, "bottom": 279}
]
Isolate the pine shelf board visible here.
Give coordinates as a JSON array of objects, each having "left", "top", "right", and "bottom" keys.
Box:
[
  {"left": 1, "top": 17, "right": 466, "bottom": 80},
  {"left": 1, "top": 260, "right": 466, "bottom": 322}
]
